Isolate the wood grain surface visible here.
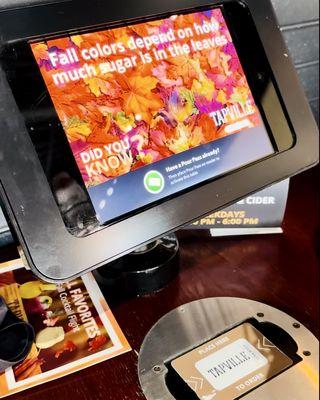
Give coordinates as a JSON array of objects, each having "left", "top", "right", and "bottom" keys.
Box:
[{"left": 1, "top": 166, "right": 319, "bottom": 400}]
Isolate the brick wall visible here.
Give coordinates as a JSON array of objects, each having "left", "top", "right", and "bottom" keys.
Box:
[{"left": 272, "top": 0, "right": 319, "bottom": 123}]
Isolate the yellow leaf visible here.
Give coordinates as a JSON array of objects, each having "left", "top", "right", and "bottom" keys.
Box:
[
  {"left": 139, "top": 153, "right": 154, "bottom": 164},
  {"left": 168, "top": 57, "right": 201, "bottom": 86},
  {"left": 217, "top": 89, "right": 227, "bottom": 104},
  {"left": 115, "top": 112, "right": 135, "bottom": 133},
  {"left": 230, "top": 87, "right": 250, "bottom": 105},
  {"left": 32, "top": 43, "right": 49, "bottom": 61},
  {"left": 167, "top": 123, "right": 204, "bottom": 154},
  {"left": 71, "top": 35, "right": 84, "bottom": 47},
  {"left": 66, "top": 121, "right": 92, "bottom": 141},
  {"left": 192, "top": 77, "right": 215, "bottom": 101},
  {"left": 189, "top": 126, "right": 204, "bottom": 148},
  {"left": 85, "top": 77, "right": 109, "bottom": 97}
]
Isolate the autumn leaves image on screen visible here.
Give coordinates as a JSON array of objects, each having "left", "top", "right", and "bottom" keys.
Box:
[{"left": 31, "top": 8, "right": 262, "bottom": 190}]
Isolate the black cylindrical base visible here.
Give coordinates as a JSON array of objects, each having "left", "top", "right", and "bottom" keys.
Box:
[{"left": 94, "top": 234, "right": 180, "bottom": 298}]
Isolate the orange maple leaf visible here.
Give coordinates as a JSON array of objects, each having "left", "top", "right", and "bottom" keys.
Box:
[
  {"left": 118, "top": 75, "right": 163, "bottom": 124},
  {"left": 167, "top": 57, "right": 201, "bottom": 88},
  {"left": 129, "top": 20, "right": 163, "bottom": 38},
  {"left": 32, "top": 43, "right": 49, "bottom": 62},
  {"left": 197, "top": 114, "right": 218, "bottom": 142}
]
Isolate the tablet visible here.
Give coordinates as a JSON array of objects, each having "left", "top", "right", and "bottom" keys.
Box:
[{"left": 0, "top": 0, "right": 318, "bottom": 280}]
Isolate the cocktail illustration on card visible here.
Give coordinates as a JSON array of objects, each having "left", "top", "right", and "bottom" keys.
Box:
[{"left": 0, "top": 260, "right": 130, "bottom": 398}]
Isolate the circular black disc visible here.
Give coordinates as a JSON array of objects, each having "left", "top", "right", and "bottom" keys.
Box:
[{"left": 94, "top": 234, "right": 180, "bottom": 298}]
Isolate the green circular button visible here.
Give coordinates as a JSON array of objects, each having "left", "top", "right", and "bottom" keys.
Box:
[{"left": 144, "top": 170, "right": 165, "bottom": 194}]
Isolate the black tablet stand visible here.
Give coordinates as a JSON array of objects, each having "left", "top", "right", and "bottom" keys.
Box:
[{"left": 1, "top": 197, "right": 180, "bottom": 298}]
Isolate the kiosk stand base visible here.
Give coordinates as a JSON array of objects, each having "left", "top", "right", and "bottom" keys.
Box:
[
  {"left": 138, "top": 298, "right": 319, "bottom": 400},
  {"left": 93, "top": 234, "right": 180, "bottom": 299}
]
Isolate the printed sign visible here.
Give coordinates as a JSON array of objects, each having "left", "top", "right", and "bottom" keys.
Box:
[
  {"left": 0, "top": 259, "right": 131, "bottom": 398},
  {"left": 195, "top": 339, "right": 268, "bottom": 391},
  {"left": 172, "top": 322, "right": 293, "bottom": 399},
  {"left": 188, "top": 179, "right": 290, "bottom": 236}
]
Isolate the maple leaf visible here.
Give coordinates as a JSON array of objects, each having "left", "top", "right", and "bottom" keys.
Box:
[
  {"left": 44, "top": 78, "right": 94, "bottom": 121},
  {"left": 197, "top": 114, "right": 218, "bottom": 142},
  {"left": 216, "top": 89, "right": 227, "bottom": 104},
  {"left": 86, "top": 115, "right": 117, "bottom": 144},
  {"left": 152, "top": 62, "right": 183, "bottom": 88},
  {"left": 118, "top": 75, "right": 163, "bottom": 124},
  {"left": 65, "top": 117, "right": 92, "bottom": 141},
  {"left": 189, "top": 126, "right": 204, "bottom": 148},
  {"left": 114, "top": 112, "right": 135, "bottom": 133},
  {"left": 71, "top": 35, "right": 84, "bottom": 47},
  {"left": 167, "top": 57, "right": 201, "bottom": 87},
  {"left": 47, "top": 37, "right": 72, "bottom": 51},
  {"left": 230, "top": 87, "right": 250, "bottom": 105},
  {"left": 85, "top": 77, "right": 110, "bottom": 97},
  {"left": 174, "top": 13, "right": 202, "bottom": 31},
  {"left": 129, "top": 20, "right": 163, "bottom": 38},
  {"left": 219, "top": 52, "right": 232, "bottom": 76},
  {"left": 138, "top": 149, "right": 161, "bottom": 164},
  {"left": 149, "top": 118, "right": 176, "bottom": 157},
  {"left": 167, "top": 123, "right": 204, "bottom": 154},
  {"left": 32, "top": 43, "right": 49, "bottom": 62},
  {"left": 192, "top": 77, "right": 215, "bottom": 101}
]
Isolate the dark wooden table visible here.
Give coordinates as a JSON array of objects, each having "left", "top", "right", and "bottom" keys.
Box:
[{"left": 2, "top": 166, "right": 319, "bottom": 400}]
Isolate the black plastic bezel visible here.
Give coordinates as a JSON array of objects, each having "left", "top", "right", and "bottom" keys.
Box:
[{"left": 0, "top": 0, "right": 318, "bottom": 281}]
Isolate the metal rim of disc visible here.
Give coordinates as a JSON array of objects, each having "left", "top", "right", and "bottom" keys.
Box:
[{"left": 138, "top": 297, "right": 319, "bottom": 400}]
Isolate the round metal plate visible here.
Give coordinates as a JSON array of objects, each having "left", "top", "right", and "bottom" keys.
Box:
[{"left": 138, "top": 298, "right": 319, "bottom": 400}]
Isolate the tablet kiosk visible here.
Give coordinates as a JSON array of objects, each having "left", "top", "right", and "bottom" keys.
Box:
[{"left": 0, "top": 0, "right": 318, "bottom": 281}]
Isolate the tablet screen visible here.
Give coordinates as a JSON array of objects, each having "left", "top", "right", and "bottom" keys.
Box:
[{"left": 30, "top": 7, "right": 274, "bottom": 225}]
